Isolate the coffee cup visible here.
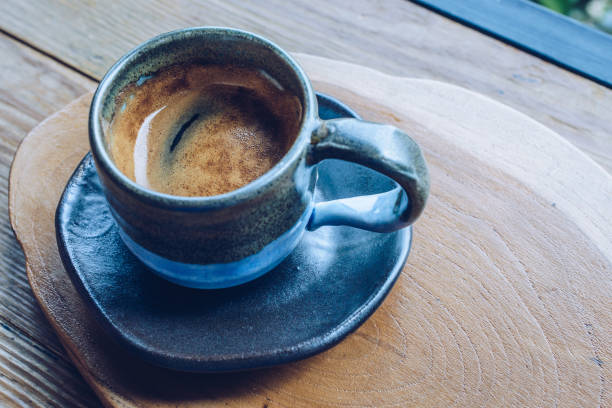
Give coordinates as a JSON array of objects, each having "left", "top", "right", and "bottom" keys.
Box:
[{"left": 89, "top": 27, "right": 429, "bottom": 289}]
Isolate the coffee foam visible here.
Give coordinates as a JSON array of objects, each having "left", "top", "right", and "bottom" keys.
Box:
[{"left": 107, "top": 64, "right": 302, "bottom": 197}]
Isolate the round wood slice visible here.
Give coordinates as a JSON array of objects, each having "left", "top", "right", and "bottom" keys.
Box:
[{"left": 9, "top": 54, "right": 611, "bottom": 407}]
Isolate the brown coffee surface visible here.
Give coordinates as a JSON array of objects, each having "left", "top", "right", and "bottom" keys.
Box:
[{"left": 107, "top": 64, "right": 302, "bottom": 197}]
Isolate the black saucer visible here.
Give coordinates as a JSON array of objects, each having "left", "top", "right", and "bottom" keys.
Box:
[{"left": 56, "top": 93, "right": 412, "bottom": 372}]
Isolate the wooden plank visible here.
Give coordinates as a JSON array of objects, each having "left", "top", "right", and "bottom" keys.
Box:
[
  {"left": 0, "top": 34, "right": 100, "bottom": 407},
  {"left": 412, "top": 0, "right": 612, "bottom": 88},
  {"left": 9, "top": 54, "right": 611, "bottom": 408},
  {"left": 0, "top": 0, "right": 610, "bottom": 172},
  {"left": 0, "top": 32, "right": 94, "bottom": 354},
  {"left": 0, "top": 321, "right": 96, "bottom": 407}
]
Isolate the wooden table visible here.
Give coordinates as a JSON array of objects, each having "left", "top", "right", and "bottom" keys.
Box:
[{"left": 0, "top": 1, "right": 610, "bottom": 406}]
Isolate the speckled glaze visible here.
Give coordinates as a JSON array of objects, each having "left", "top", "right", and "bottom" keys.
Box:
[
  {"left": 57, "top": 92, "right": 413, "bottom": 371},
  {"left": 90, "top": 28, "right": 316, "bottom": 267},
  {"left": 89, "top": 27, "right": 429, "bottom": 288}
]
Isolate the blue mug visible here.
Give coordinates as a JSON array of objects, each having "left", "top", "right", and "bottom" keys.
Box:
[{"left": 89, "top": 27, "right": 429, "bottom": 289}]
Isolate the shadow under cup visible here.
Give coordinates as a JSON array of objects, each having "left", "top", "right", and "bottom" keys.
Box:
[{"left": 89, "top": 28, "right": 319, "bottom": 288}]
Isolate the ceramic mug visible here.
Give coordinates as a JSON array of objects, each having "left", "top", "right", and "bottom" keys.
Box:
[{"left": 89, "top": 27, "right": 429, "bottom": 289}]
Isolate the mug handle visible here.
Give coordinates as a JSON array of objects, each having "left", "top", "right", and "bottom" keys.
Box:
[{"left": 307, "top": 118, "right": 430, "bottom": 232}]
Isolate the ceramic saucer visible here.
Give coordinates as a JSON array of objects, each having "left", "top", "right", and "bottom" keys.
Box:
[{"left": 56, "top": 93, "right": 412, "bottom": 372}]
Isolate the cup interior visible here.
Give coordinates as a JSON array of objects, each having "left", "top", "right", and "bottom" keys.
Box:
[{"left": 90, "top": 27, "right": 314, "bottom": 199}]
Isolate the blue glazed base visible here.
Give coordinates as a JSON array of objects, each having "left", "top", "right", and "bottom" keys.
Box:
[
  {"left": 55, "top": 93, "right": 413, "bottom": 372},
  {"left": 116, "top": 202, "right": 313, "bottom": 289}
]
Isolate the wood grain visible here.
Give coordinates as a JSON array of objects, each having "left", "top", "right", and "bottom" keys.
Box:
[
  {"left": 0, "top": 0, "right": 611, "bottom": 173},
  {"left": 9, "top": 54, "right": 611, "bottom": 407},
  {"left": 0, "top": 34, "right": 99, "bottom": 407}
]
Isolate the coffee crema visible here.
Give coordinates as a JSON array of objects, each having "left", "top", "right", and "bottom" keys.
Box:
[{"left": 107, "top": 64, "right": 302, "bottom": 197}]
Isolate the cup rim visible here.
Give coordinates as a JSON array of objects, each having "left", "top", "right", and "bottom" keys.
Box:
[{"left": 89, "top": 27, "right": 316, "bottom": 210}]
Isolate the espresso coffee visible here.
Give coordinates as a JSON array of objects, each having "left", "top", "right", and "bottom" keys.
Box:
[{"left": 107, "top": 64, "right": 302, "bottom": 197}]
